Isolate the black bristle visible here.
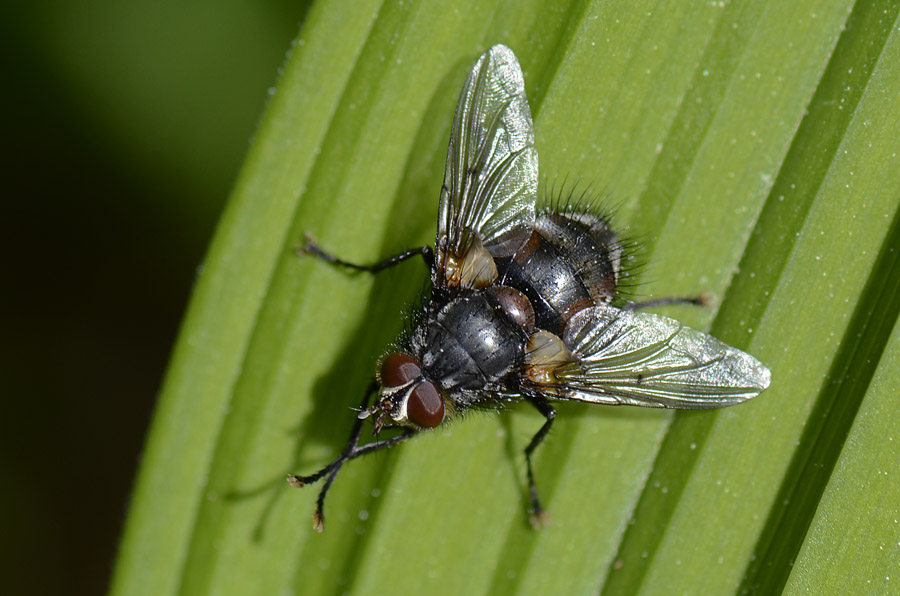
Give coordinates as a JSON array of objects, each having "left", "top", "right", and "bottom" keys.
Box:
[{"left": 539, "top": 177, "right": 651, "bottom": 304}]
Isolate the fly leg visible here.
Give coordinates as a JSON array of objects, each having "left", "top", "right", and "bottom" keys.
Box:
[
  {"left": 288, "top": 431, "right": 415, "bottom": 532},
  {"left": 287, "top": 380, "right": 416, "bottom": 532},
  {"left": 523, "top": 393, "right": 556, "bottom": 529},
  {"left": 301, "top": 234, "right": 433, "bottom": 272},
  {"left": 623, "top": 292, "right": 712, "bottom": 311}
]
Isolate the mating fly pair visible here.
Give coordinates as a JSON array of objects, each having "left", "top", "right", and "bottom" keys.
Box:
[{"left": 289, "top": 45, "right": 771, "bottom": 531}]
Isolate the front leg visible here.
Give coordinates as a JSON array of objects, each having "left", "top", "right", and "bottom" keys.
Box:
[
  {"left": 287, "top": 380, "right": 416, "bottom": 531},
  {"left": 288, "top": 430, "right": 415, "bottom": 532},
  {"left": 523, "top": 393, "right": 556, "bottom": 529}
]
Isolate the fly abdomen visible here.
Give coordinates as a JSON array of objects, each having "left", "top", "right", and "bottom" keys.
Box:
[
  {"left": 412, "top": 289, "right": 529, "bottom": 394},
  {"left": 497, "top": 211, "right": 622, "bottom": 334}
]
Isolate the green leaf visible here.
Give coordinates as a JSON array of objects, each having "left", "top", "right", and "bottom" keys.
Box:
[{"left": 110, "top": 1, "right": 900, "bottom": 595}]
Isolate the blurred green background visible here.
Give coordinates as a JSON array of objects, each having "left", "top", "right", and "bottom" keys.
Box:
[{"left": 1, "top": 2, "right": 311, "bottom": 594}]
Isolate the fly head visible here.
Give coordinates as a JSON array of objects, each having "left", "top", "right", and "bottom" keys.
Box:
[{"left": 360, "top": 352, "right": 447, "bottom": 432}]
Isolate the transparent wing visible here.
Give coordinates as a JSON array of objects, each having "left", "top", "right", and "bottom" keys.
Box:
[
  {"left": 551, "top": 305, "right": 771, "bottom": 408},
  {"left": 434, "top": 44, "right": 537, "bottom": 291}
]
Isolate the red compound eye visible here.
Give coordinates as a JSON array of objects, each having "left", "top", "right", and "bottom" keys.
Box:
[
  {"left": 380, "top": 352, "right": 421, "bottom": 387},
  {"left": 407, "top": 381, "right": 444, "bottom": 428}
]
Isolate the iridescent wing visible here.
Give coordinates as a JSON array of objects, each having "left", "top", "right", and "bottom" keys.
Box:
[
  {"left": 434, "top": 44, "right": 538, "bottom": 292},
  {"left": 547, "top": 305, "right": 771, "bottom": 408}
]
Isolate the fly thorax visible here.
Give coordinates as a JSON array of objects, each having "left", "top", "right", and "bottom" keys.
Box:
[{"left": 411, "top": 290, "right": 531, "bottom": 394}]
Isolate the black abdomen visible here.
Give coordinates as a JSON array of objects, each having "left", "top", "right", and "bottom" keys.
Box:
[{"left": 497, "top": 211, "right": 622, "bottom": 333}]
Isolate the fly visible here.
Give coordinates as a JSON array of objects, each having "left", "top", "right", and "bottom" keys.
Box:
[{"left": 289, "top": 45, "right": 771, "bottom": 531}]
